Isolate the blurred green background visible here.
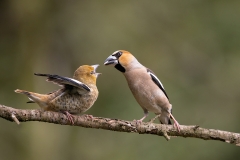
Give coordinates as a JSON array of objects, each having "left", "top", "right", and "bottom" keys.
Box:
[{"left": 0, "top": 0, "right": 240, "bottom": 159}]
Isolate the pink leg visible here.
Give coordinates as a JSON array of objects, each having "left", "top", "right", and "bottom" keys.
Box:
[
  {"left": 84, "top": 114, "right": 93, "bottom": 119},
  {"left": 135, "top": 111, "right": 148, "bottom": 124},
  {"left": 63, "top": 111, "right": 74, "bottom": 124},
  {"left": 169, "top": 113, "right": 180, "bottom": 132}
]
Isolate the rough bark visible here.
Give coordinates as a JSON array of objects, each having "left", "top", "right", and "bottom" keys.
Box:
[{"left": 0, "top": 104, "right": 239, "bottom": 146}]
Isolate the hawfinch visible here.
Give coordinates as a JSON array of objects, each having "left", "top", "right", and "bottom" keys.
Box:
[
  {"left": 104, "top": 50, "right": 180, "bottom": 131},
  {"left": 15, "top": 65, "right": 101, "bottom": 124}
]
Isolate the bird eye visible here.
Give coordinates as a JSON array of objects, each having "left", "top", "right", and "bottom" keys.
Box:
[
  {"left": 90, "top": 71, "right": 94, "bottom": 74},
  {"left": 112, "top": 51, "right": 122, "bottom": 58}
]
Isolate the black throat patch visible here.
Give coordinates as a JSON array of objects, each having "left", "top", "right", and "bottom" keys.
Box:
[{"left": 115, "top": 63, "right": 125, "bottom": 72}]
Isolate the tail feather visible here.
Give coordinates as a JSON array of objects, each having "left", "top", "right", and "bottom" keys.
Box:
[
  {"left": 15, "top": 89, "right": 50, "bottom": 110},
  {"left": 26, "top": 101, "right": 35, "bottom": 103},
  {"left": 15, "top": 89, "right": 31, "bottom": 95},
  {"left": 168, "top": 119, "right": 172, "bottom": 125},
  {"left": 34, "top": 73, "right": 51, "bottom": 77},
  {"left": 158, "top": 111, "right": 171, "bottom": 125},
  {"left": 15, "top": 89, "right": 43, "bottom": 103}
]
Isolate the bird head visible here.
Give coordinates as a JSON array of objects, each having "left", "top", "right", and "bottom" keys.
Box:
[
  {"left": 104, "top": 50, "right": 142, "bottom": 72},
  {"left": 73, "top": 64, "right": 101, "bottom": 85}
]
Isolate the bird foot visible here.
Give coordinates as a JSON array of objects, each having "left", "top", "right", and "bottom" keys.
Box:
[
  {"left": 63, "top": 111, "right": 74, "bottom": 125},
  {"left": 133, "top": 113, "right": 147, "bottom": 125},
  {"left": 169, "top": 113, "right": 181, "bottom": 132},
  {"left": 84, "top": 114, "right": 93, "bottom": 119},
  {"left": 133, "top": 119, "right": 143, "bottom": 125},
  {"left": 173, "top": 121, "right": 181, "bottom": 132}
]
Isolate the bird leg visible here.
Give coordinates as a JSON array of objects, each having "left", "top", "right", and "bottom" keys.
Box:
[
  {"left": 135, "top": 110, "right": 148, "bottom": 124},
  {"left": 149, "top": 114, "right": 160, "bottom": 123},
  {"left": 63, "top": 111, "right": 74, "bottom": 125},
  {"left": 169, "top": 113, "right": 180, "bottom": 132}
]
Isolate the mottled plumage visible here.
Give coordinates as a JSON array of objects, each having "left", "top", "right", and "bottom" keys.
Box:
[
  {"left": 104, "top": 50, "right": 180, "bottom": 131},
  {"left": 15, "top": 65, "right": 100, "bottom": 124}
]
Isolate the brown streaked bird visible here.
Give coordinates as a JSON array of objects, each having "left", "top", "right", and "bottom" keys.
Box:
[
  {"left": 104, "top": 50, "right": 180, "bottom": 132},
  {"left": 15, "top": 64, "right": 101, "bottom": 124}
]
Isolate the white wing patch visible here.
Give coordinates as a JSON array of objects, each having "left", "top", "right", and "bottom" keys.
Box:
[
  {"left": 34, "top": 73, "right": 91, "bottom": 92},
  {"left": 68, "top": 78, "right": 89, "bottom": 87},
  {"left": 52, "top": 76, "right": 91, "bottom": 91},
  {"left": 148, "top": 72, "right": 165, "bottom": 89},
  {"left": 67, "top": 78, "right": 91, "bottom": 92},
  {"left": 147, "top": 69, "right": 169, "bottom": 99}
]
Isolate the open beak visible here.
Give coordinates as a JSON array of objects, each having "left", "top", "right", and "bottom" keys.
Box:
[
  {"left": 92, "top": 64, "right": 99, "bottom": 70},
  {"left": 104, "top": 55, "right": 118, "bottom": 66},
  {"left": 91, "top": 64, "right": 101, "bottom": 78}
]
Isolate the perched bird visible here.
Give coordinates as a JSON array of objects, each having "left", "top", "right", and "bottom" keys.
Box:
[
  {"left": 15, "top": 64, "right": 101, "bottom": 124},
  {"left": 104, "top": 50, "right": 180, "bottom": 131}
]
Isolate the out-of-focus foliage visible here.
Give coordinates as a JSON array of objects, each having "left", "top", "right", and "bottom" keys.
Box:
[{"left": 0, "top": 0, "right": 240, "bottom": 159}]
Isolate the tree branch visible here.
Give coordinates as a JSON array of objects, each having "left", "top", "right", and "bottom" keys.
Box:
[{"left": 0, "top": 104, "right": 239, "bottom": 146}]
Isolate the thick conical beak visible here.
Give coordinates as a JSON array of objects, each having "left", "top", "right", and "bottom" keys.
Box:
[
  {"left": 95, "top": 73, "right": 101, "bottom": 78},
  {"left": 104, "top": 55, "right": 118, "bottom": 66},
  {"left": 91, "top": 64, "right": 101, "bottom": 78},
  {"left": 92, "top": 64, "right": 99, "bottom": 71}
]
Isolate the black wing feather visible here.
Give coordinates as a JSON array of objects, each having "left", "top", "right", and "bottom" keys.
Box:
[
  {"left": 34, "top": 73, "right": 90, "bottom": 92},
  {"left": 147, "top": 69, "right": 169, "bottom": 100}
]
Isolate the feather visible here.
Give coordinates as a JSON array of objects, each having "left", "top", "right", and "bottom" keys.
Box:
[
  {"left": 147, "top": 68, "right": 169, "bottom": 99},
  {"left": 34, "top": 73, "right": 90, "bottom": 92}
]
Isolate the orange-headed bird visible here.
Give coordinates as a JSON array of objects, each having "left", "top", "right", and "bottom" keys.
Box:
[
  {"left": 15, "top": 64, "right": 100, "bottom": 124},
  {"left": 104, "top": 50, "right": 180, "bottom": 131}
]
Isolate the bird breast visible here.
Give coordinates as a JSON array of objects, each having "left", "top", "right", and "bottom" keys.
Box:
[
  {"left": 47, "top": 86, "right": 98, "bottom": 114},
  {"left": 124, "top": 69, "right": 169, "bottom": 113}
]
